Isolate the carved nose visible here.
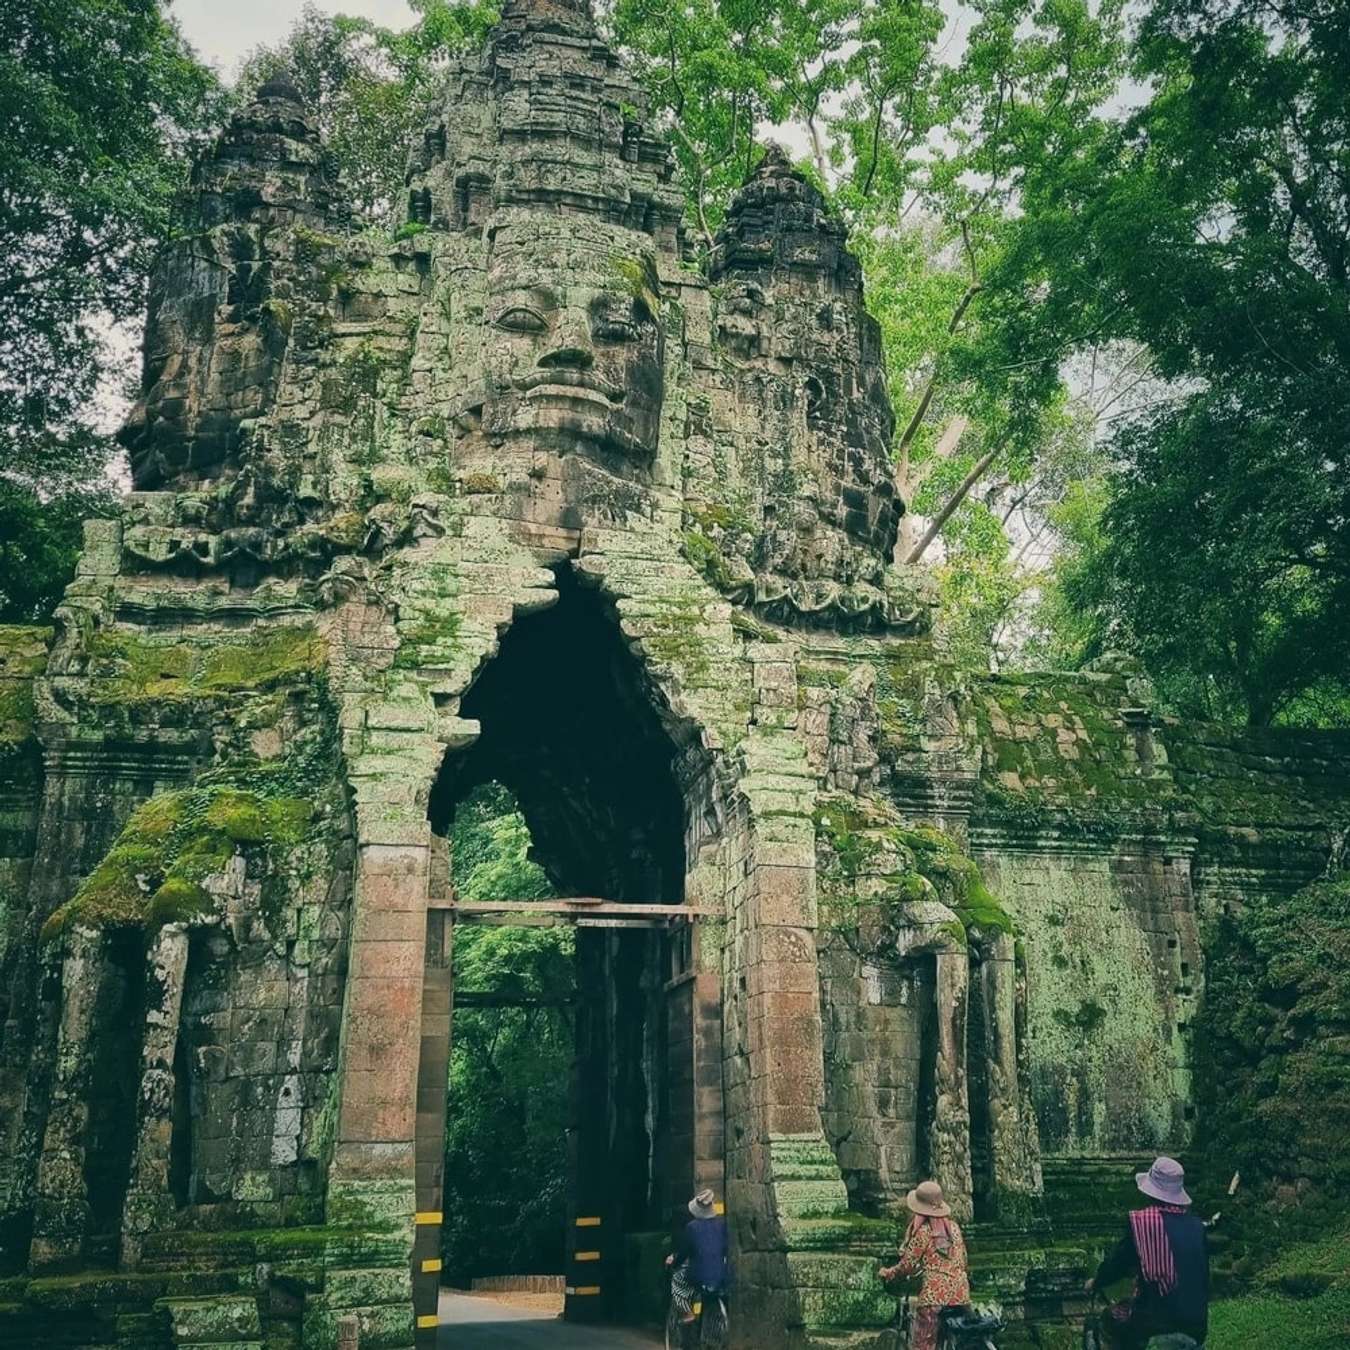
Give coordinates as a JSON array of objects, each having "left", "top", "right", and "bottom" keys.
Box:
[{"left": 538, "top": 318, "right": 594, "bottom": 370}]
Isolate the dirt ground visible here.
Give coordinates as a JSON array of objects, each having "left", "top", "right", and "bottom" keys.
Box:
[{"left": 451, "top": 1289, "right": 565, "bottom": 1315}]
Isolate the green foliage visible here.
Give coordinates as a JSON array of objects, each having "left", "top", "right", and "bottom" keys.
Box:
[
  {"left": 999, "top": 0, "right": 1350, "bottom": 724},
  {"left": 442, "top": 783, "right": 571, "bottom": 1282},
  {"left": 238, "top": 1, "right": 498, "bottom": 228},
  {"left": 610, "top": 0, "right": 895, "bottom": 246},
  {"left": 0, "top": 481, "right": 117, "bottom": 624},
  {"left": 0, "top": 0, "right": 222, "bottom": 481},
  {"left": 1192, "top": 873, "right": 1350, "bottom": 1197}
]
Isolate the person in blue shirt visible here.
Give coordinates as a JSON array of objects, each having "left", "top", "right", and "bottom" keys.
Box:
[{"left": 665, "top": 1188, "right": 730, "bottom": 1321}]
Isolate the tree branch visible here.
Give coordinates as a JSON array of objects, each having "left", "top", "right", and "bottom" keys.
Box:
[
  {"left": 894, "top": 284, "right": 981, "bottom": 461},
  {"left": 904, "top": 441, "right": 1004, "bottom": 564}
]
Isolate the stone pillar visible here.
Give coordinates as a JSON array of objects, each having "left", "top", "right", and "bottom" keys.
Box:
[
  {"left": 29, "top": 928, "right": 105, "bottom": 1269},
  {"left": 732, "top": 651, "right": 856, "bottom": 1343},
  {"left": 330, "top": 840, "right": 430, "bottom": 1206},
  {"left": 121, "top": 923, "right": 190, "bottom": 1265},
  {"left": 412, "top": 907, "right": 452, "bottom": 1347},
  {"left": 663, "top": 916, "right": 726, "bottom": 1221},
  {"left": 976, "top": 932, "right": 1042, "bottom": 1219},
  {"left": 930, "top": 950, "right": 974, "bottom": 1221}
]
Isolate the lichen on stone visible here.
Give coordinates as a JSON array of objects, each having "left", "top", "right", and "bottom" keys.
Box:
[{"left": 0, "top": 625, "right": 52, "bottom": 741}]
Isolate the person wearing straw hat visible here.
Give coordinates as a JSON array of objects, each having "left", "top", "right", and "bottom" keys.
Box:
[
  {"left": 665, "top": 1188, "right": 730, "bottom": 1323},
  {"left": 878, "top": 1179, "right": 970, "bottom": 1350},
  {"left": 1085, "top": 1157, "right": 1210, "bottom": 1347}
]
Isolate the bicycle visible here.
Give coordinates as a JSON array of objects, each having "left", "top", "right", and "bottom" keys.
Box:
[
  {"left": 1082, "top": 1292, "right": 1202, "bottom": 1349},
  {"left": 664, "top": 1280, "right": 728, "bottom": 1350},
  {"left": 898, "top": 1295, "right": 1003, "bottom": 1350}
]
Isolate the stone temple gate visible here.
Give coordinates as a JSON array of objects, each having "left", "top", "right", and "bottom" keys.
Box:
[{"left": 1, "top": 0, "right": 1348, "bottom": 1346}]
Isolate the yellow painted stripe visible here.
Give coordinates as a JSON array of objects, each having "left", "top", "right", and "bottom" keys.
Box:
[
  {"left": 415, "top": 1211, "right": 443, "bottom": 1225},
  {"left": 417, "top": 1314, "right": 440, "bottom": 1328},
  {"left": 574, "top": 1251, "right": 600, "bottom": 1261},
  {"left": 714, "top": 1202, "right": 725, "bottom": 1215},
  {"left": 421, "top": 1258, "right": 443, "bottom": 1273},
  {"left": 571, "top": 1286, "right": 602, "bottom": 1296},
  {"left": 575, "top": 1215, "right": 601, "bottom": 1227}
]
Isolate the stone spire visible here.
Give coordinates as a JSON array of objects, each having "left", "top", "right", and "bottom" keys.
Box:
[
  {"left": 710, "top": 143, "right": 861, "bottom": 295},
  {"left": 496, "top": 0, "right": 598, "bottom": 38},
  {"left": 404, "top": 0, "right": 680, "bottom": 242},
  {"left": 702, "top": 145, "right": 902, "bottom": 608},
  {"left": 189, "top": 72, "right": 343, "bottom": 230}
]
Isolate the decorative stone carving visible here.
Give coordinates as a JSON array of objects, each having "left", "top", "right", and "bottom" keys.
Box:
[{"left": 121, "top": 77, "right": 345, "bottom": 491}]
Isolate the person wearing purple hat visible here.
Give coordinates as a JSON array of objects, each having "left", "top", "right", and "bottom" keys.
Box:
[{"left": 1086, "top": 1157, "right": 1210, "bottom": 1347}]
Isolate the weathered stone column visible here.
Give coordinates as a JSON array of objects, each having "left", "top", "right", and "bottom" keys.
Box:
[
  {"left": 330, "top": 838, "right": 430, "bottom": 1206},
  {"left": 120, "top": 923, "right": 190, "bottom": 1266},
  {"left": 930, "top": 949, "right": 974, "bottom": 1221},
  {"left": 29, "top": 928, "right": 105, "bottom": 1269},
  {"left": 975, "top": 932, "right": 1042, "bottom": 1218}
]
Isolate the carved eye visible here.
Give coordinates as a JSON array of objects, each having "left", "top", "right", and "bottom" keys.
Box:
[
  {"left": 593, "top": 299, "right": 647, "bottom": 342},
  {"left": 495, "top": 306, "right": 547, "bottom": 333}
]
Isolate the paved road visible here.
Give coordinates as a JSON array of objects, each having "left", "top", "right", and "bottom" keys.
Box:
[{"left": 438, "top": 1291, "right": 663, "bottom": 1348}]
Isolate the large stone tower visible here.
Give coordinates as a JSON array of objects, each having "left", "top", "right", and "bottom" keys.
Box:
[{"left": 1, "top": 2, "right": 1347, "bottom": 1347}]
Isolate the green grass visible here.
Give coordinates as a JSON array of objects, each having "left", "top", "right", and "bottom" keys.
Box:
[
  {"left": 1208, "top": 1222, "right": 1350, "bottom": 1347},
  {"left": 1208, "top": 1287, "right": 1350, "bottom": 1347}
]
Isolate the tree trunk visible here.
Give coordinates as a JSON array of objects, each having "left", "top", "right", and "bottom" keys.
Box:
[{"left": 904, "top": 443, "right": 1003, "bottom": 565}]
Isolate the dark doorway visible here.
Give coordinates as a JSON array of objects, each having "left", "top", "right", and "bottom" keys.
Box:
[
  {"left": 429, "top": 568, "right": 689, "bottom": 1324},
  {"left": 429, "top": 568, "right": 685, "bottom": 901}
]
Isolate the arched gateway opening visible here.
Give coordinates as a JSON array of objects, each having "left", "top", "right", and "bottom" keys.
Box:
[{"left": 411, "top": 568, "right": 721, "bottom": 1337}]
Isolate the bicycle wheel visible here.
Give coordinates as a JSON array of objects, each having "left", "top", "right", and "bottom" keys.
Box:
[
  {"left": 666, "top": 1299, "right": 694, "bottom": 1350},
  {"left": 700, "top": 1295, "right": 728, "bottom": 1350},
  {"left": 665, "top": 1300, "right": 682, "bottom": 1350}
]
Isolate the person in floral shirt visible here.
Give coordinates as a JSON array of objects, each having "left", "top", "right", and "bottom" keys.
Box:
[{"left": 879, "top": 1180, "right": 971, "bottom": 1350}]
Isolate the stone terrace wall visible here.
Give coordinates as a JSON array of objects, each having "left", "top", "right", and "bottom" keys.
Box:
[{"left": 963, "top": 665, "right": 1350, "bottom": 1202}]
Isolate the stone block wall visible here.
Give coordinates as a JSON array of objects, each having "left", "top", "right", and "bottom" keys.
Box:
[
  {"left": 961, "top": 666, "right": 1350, "bottom": 1190},
  {"left": 818, "top": 939, "right": 932, "bottom": 1210}
]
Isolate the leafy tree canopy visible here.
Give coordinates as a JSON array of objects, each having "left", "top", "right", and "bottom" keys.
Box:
[
  {"left": 0, "top": 0, "right": 222, "bottom": 477},
  {"left": 1011, "top": 0, "right": 1350, "bottom": 723},
  {"left": 0, "top": 1, "right": 221, "bottom": 620}
]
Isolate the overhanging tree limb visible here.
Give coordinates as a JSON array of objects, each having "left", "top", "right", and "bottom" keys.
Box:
[{"left": 904, "top": 441, "right": 1003, "bottom": 564}]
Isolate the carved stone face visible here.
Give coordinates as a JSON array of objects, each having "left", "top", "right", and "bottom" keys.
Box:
[{"left": 480, "top": 222, "right": 665, "bottom": 465}]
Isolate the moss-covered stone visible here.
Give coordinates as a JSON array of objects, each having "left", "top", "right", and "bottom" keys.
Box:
[
  {"left": 0, "top": 625, "right": 52, "bottom": 742},
  {"left": 41, "top": 786, "right": 316, "bottom": 942},
  {"left": 86, "top": 625, "right": 325, "bottom": 706}
]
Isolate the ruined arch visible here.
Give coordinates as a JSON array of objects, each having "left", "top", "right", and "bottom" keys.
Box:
[{"left": 406, "top": 564, "right": 729, "bottom": 1329}]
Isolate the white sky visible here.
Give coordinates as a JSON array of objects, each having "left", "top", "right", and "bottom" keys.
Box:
[{"left": 174, "top": 0, "right": 417, "bottom": 76}]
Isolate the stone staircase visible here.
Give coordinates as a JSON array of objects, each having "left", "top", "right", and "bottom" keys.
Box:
[
  {"left": 770, "top": 1136, "right": 1101, "bottom": 1350},
  {"left": 0, "top": 1225, "right": 415, "bottom": 1350}
]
